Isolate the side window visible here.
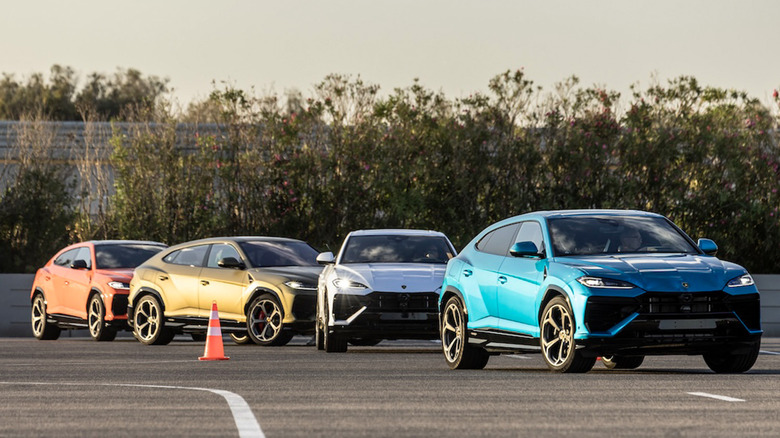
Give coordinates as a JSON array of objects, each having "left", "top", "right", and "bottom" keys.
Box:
[
  {"left": 476, "top": 223, "right": 520, "bottom": 256},
  {"left": 73, "top": 247, "right": 92, "bottom": 269},
  {"left": 514, "top": 221, "right": 545, "bottom": 254},
  {"left": 54, "top": 248, "right": 79, "bottom": 267},
  {"left": 163, "top": 245, "right": 208, "bottom": 267},
  {"left": 206, "top": 244, "right": 242, "bottom": 268}
]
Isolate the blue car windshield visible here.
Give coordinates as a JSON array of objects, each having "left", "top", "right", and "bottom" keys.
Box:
[
  {"left": 547, "top": 216, "right": 699, "bottom": 257},
  {"left": 341, "top": 235, "right": 453, "bottom": 264}
]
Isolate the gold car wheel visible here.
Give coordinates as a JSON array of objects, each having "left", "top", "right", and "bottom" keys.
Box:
[
  {"left": 133, "top": 295, "right": 174, "bottom": 345},
  {"left": 249, "top": 298, "right": 283, "bottom": 342}
]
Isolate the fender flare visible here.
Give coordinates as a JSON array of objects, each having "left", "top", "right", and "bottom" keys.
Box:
[
  {"left": 132, "top": 287, "right": 166, "bottom": 312},
  {"left": 440, "top": 286, "right": 467, "bottom": 314},
  {"left": 243, "top": 287, "right": 285, "bottom": 318},
  {"left": 31, "top": 287, "right": 46, "bottom": 303},
  {"left": 538, "top": 284, "right": 573, "bottom": 323}
]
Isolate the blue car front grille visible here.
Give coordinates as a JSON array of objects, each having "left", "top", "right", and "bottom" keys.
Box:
[{"left": 585, "top": 292, "right": 761, "bottom": 333}]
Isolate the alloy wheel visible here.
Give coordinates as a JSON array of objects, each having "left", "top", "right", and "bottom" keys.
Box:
[
  {"left": 441, "top": 301, "right": 464, "bottom": 364},
  {"left": 31, "top": 296, "right": 46, "bottom": 338},
  {"left": 134, "top": 297, "right": 161, "bottom": 343},
  {"left": 541, "top": 301, "right": 574, "bottom": 367},
  {"left": 88, "top": 297, "right": 104, "bottom": 338},
  {"left": 249, "top": 298, "right": 283, "bottom": 342}
]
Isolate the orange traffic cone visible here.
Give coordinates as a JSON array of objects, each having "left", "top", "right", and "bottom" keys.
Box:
[{"left": 199, "top": 301, "right": 229, "bottom": 361}]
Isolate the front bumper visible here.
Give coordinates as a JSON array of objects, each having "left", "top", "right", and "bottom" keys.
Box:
[
  {"left": 580, "top": 291, "right": 762, "bottom": 356},
  {"left": 330, "top": 291, "right": 439, "bottom": 339}
]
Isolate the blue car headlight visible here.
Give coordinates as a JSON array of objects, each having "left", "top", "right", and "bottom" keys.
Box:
[
  {"left": 577, "top": 276, "right": 635, "bottom": 289},
  {"left": 727, "top": 274, "right": 754, "bottom": 287}
]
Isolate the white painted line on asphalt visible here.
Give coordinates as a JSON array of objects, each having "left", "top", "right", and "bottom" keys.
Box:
[
  {"left": 760, "top": 350, "right": 780, "bottom": 355},
  {"left": 0, "top": 382, "right": 264, "bottom": 438},
  {"left": 687, "top": 392, "right": 745, "bottom": 402},
  {"left": 3, "top": 360, "right": 193, "bottom": 367}
]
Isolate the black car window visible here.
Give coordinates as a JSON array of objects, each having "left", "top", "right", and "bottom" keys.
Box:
[
  {"left": 548, "top": 216, "right": 699, "bottom": 256},
  {"left": 514, "top": 221, "right": 545, "bottom": 254},
  {"left": 163, "top": 245, "right": 209, "bottom": 267},
  {"left": 476, "top": 223, "right": 520, "bottom": 256},
  {"left": 73, "top": 247, "right": 92, "bottom": 269},
  {"left": 53, "top": 248, "right": 79, "bottom": 267},
  {"left": 206, "top": 243, "right": 242, "bottom": 268},
  {"left": 238, "top": 241, "right": 319, "bottom": 267},
  {"left": 95, "top": 244, "right": 166, "bottom": 269},
  {"left": 340, "top": 235, "right": 453, "bottom": 264}
]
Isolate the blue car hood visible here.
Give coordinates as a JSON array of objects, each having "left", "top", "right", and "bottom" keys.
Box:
[{"left": 555, "top": 254, "right": 746, "bottom": 292}]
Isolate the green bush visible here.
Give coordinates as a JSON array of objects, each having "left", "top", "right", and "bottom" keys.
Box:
[
  {"left": 0, "top": 168, "right": 73, "bottom": 272},
  {"left": 3, "top": 70, "right": 779, "bottom": 273}
]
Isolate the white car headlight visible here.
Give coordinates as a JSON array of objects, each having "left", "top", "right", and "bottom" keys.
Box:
[
  {"left": 333, "top": 279, "right": 368, "bottom": 289},
  {"left": 577, "top": 276, "right": 635, "bottom": 289},
  {"left": 284, "top": 281, "right": 317, "bottom": 290},
  {"left": 108, "top": 281, "right": 130, "bottom": 290},
  {"left": 727, "top": 274, "right": 754, "bottom": 287}
]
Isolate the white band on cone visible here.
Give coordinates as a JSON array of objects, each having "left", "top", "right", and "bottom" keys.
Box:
[{"left": 207, "top": 326, "right": 222, "bottom": 337}]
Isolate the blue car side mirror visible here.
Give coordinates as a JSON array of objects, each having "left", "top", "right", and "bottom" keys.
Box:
[
  {"left": 509, "top": 241, "right": 543, "bottom": 258},
  {"left": 697, "top": 238, "right": 718, "bottom": 256}
]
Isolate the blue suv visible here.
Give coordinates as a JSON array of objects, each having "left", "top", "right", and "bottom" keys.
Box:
[{"left": 439, "top": 210, "right": 762, "bottom": 373}]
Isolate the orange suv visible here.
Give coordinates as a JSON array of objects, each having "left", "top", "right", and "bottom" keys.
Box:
[{"left": 30, "top": 240, "right": 167, "bottom": 341}]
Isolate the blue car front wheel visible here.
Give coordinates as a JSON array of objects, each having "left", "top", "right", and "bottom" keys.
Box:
[{"left": 540, "top": 296, "right": 595, "bottom": 373}]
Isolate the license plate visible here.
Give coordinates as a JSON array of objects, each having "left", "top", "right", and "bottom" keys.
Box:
[
  {"left": 658, "top": 319, "right": 717, "bottom": 330},
  {"left": 379, "top": 312, "right": 427, "bottom": 320}
]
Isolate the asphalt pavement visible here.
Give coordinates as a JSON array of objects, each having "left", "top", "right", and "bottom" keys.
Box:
[{"left": 2, "top": 335, "right": 779, "bottom": 437}]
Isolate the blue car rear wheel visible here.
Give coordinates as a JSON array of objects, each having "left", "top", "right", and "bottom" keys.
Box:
[{"left": 441, "top": 297, "right": 489, "bottom": 370}]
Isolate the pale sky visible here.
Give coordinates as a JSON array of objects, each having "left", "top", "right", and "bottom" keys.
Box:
[{"left": 2, "top": 0, "right": 779, "bottom": 106}]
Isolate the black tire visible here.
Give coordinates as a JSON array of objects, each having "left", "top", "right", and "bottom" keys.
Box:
[
  {"left": 88, "top": 294, "right": 117, "bottom": 342},
  {"left": 348, "top": 338, "right": 382, "bottom": 347},
  {"left": 440, "top": 296, "right": 489, "bottom": 370},
  {"left": 229, "top": 332, "right": 253, "bottom": 345},
  {"left": 703, "top": 342, "right": 760, "bottom": 373},
  {"left": 133, "top": 294, "right": 174, "bottom": 345},
  {"left": 323, "top": 301, "right": 347, "bottom": 353},
  {"left": 315, "top": 311, "right": 325, "bottom": 350},
  {"left": 190, "top": 333, "right": 207, "bottom": 342},
  {"left": 247, "top": 294, "right": 294, "bottom": 346},
  {"left": 540, "top": 296, "right": 595, "bottom": 373},
  {"left": 602, "top": 355, "right": 644, "bottom": 370},
  {"left": 31, "top": 294, "right": 61, "bottom": 340}
]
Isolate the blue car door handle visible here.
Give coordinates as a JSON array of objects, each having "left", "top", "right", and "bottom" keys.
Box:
[
  {"left": 463, "top": 269, "right": 473, "bottom": 277},
  {"left": 498, "top": 276, "right": 507, "bottom": 284}
]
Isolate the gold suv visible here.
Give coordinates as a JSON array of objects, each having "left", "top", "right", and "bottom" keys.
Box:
[{"left": 128, "top": 236, "right": 322, "bottom": 346}]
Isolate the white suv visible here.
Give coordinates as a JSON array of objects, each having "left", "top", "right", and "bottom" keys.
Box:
[{"left": 315, "top": 229, "right": 457, "bottom": 352}]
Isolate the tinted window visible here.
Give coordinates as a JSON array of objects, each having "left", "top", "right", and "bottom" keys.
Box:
[
  {"left": 206, "top": 244, "right": 242, "bottom": 268},
  {"left": 163, "top": 245, "right": 209, "bottom": 267},
  {"left": 74, "top": 247, "right": 92, "bottom": 269},
  {"left": 54, "top": 248, "right": 79, "bottom": 267},
  {"left": 476, "top": 224, "right": 520, "bottom": 256},
  {"left": 514, "top": 221, "right": 545, "bottom": 253},
  {"left": 95, "top": 244, "right": 166, "bottom": 269},
  {"left": 238, "top": 241, "right": 318, "bottom": 267},
  {"left": 548, "top": 216, "right": 698, "bottom": 256},
  {"left": 340, "top": 235, "right": 453, "bottom": 264}
]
